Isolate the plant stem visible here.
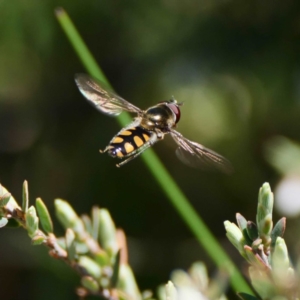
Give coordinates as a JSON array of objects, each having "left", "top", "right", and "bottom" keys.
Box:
[{"left": 55, "top": 7, "right": 253, "bottom": 295}]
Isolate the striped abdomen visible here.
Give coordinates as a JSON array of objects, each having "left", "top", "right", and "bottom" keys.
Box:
[{"left": 107, "top": 127, "right": 151, "bottom": 158}]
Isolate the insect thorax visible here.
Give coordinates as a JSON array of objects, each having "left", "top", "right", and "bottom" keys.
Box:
[{"left": 140, "top": 104, "right": 176, "bottom": 132}]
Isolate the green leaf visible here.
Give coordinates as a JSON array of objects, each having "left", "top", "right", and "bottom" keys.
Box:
[
  {"left": 78, "top": 256, "right": 102, "bottom": 279},
  {"left": 74, "top": 241, "right": 89, "bottom": 254},
  {"left": 0, "top": 185, "right": 20, "bottom": 212},
  {"left": 81, "top": 214, "right": 93, "bottom": 236},
  {"left": 81, "top": 276, "right": 99, "bottom": 293},
  {"left": 165, "top": 281, "right": 177, "bottom": 300},
  {"left": 25, "top": 206, "right": 39, "bottom": 237},
  {"left": 272, "top": 237, "right": 289, "bottom": 269},
  {"left": 31, "top": 234, "right": 46, "bottom": 245},
  {"left": 0, "top": 193, "right": 11, "bottom": 208},
  {"left": 236, "top": 213, "right": 247, "bottom": 230},
  {"left": 22, "top": 180, "right": 29, "bottom": 213},
  {"left": 236, "top": 213, "right": 252, "bottom": 245},
  {"left": 244, "top": 245, "right": 270, "bottom": 269},
  {"left": 0, "top": 217, "right": 8, "bottom": 228},
  {"left": 261, "top": 214, "right": 273, "bottom": 236},
  {"left": 246, "top": 221, "right": 258, "bottom": 241},
  {"left": 111, "top": 250, "right": 121, "bottom": 288},
  {"left": 256, "top": 183, "right": 274, "bottom": 248},
  {"left": 272, "top": 237, "right": 290, "bottom": 286},
  {"left": 248, "top": 266, "right": 275, "bottom": 299},
  {"left": 257, "top": 183, "right": 273, "bottom": 210},
  {"left": 237, "top": 293, "right": 260, "bottom": 300},
  {"left": 189, "top": 261, "right": 208, "bottom": 291},
  {"left": 94, "top": 251, "right": 111, "bottom": 267},
  {"left": 92, "top": 206, "right": 100, "bottom": 241},
  {"left": 36, "top": 198, "right": 53, "bottom": 233},
  {"left": 98, "top": 209, "right": 118, "bottom": 254},
  {"left": 65, "top": 228, "right": 76, "bottom": 261},
  {"left": 117, "top": 264, "right": 141, "bottom": 300},
  {"left": 271, "top": 217, "right": 286, "bottom": 250},
  {"left": 54, "top": 199, "right": 84, "bottom": 234},
  {"left": 224, "top": 220, "right": 247, "bottom": 259}
]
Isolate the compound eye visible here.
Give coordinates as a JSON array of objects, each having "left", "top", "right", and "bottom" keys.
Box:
[{"left": 167, "top": 103, "right": 181, "bottom": 123}]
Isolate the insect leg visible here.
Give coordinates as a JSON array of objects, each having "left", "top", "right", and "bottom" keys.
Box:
[
  {"left": 100, "top": 146, "right": 111, "bottom": 154},
  {"left": 116, "top": 151, "right": 144, "bottom": 167},
  {"left": 116, "top": 132, "right": 158, "bottom": 167}
]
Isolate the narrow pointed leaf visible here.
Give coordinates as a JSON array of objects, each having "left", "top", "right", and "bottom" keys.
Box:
[
  {"left": 36, "top": 198, "right": 53, "bottom": 233},
  {"left": 244, "top": 245, "right": 270, "bottom": 270},
  {"left": 26, "top": 206, "right": 39, "bottom": 237},
  {"left": 81, "top": 214, "right": 93, "bottom": 236},
  {"left": 236, "top": 213, "right": 247, "bottom": 230},
  {"left": 271, "top": 217, "right": 286, "bottom": 250},
  {"left": 22, "top": 180, "right": 29, "bottom": 213},
  {"left": 98, "top": 209, "right": 118, "bottom": 254},
  {"left": 272, "top": 237, "right": 290, "bottom": 282},
  {"left": 92, "top": 206, "right": 100, "bottom": 241},
  {"left": 81, "top": 276, "right": 99, "bottom": 293},
  {"left": 256, "top": 183, "right": 273, "bottom": 239},
  {"left": 189, "top": 261, "right": 208, "bottom": 291},
  {"left": 94, "top": 251, "right": 110, "bottom": 267},
  {"left": 237, "top": 293, "right": 259, "bottom": 300},
  {"left": 31, "top": 235, "right": 46, "bottom": 245},
  {"left": 248, "top": 266, "right": 274, "bottom": 298},
  {"left": 1, "top": 187, "right": 20, "bottom": 212},
  {"left": 65, "top": 228, "right": 76, "bottom": 261},
  {"left": 224, "top": 221, "right": 247, "bottom": 259},
  {"left": 165, "top": 281, "right": 177, "bottom": 300},
  {"left": 111, "top": 250, "right": 121, "bottom": 288},
  {"left": 78, "top": 256, "right": 102, "bottom": 279},
  {"left": 0, "top": 193, "right": 11, "bottom": 208},
  {"left": 246, "top": 221, "right": 258, "bottom": 241},
  {"left": 236, "top": 213, "right": 252, "bottom": 245},
  {"left": 118, "top": 264, "right": 141, "bottom": 299},
  {"left": 54, "top": 199, "right": 84, "bottom": 234}
]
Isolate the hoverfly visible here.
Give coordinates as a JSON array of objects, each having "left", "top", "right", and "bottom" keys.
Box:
[{"left": 75, "top": 74, "right": 233, "bottom": 173}]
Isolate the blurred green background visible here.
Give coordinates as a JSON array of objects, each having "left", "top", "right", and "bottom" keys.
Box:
[{"left": 1, "top": 0, "right": 300, "bottom": 299}]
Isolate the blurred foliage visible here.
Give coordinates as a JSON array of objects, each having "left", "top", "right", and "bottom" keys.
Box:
[
  {"left": 0, "top": 181, "right": 229, "bottom": 300},
  {"left": 2, "top": 180, "right": 300, "bottom": 300},
  {"left": 225, "top": 183, "right": 300, "bottom": 300},
  {"left": 1, "top": 0, "right": 300, "bottom": 299},
  {"left": 0, "top": 182, "right": 143, "bottom": 299}
]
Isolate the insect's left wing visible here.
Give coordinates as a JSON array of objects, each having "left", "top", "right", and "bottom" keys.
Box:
[
  {"left": 75, "top": 73, "right": 143, "bottom": 116},
  {"left": 170, "top": 129, "right": 234, "bottom": 174}
]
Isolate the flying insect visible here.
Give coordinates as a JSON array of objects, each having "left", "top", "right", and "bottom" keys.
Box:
[{"left": 75, "top": 73, "right": 233, "bottom": 173}]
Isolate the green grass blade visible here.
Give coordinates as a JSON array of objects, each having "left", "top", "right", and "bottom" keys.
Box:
[
  {"left": 55, "top": 8, "right": 253, "bottom": 295},
  {"left": 55, "top": 7, "right": 108, "bottom": 85}
]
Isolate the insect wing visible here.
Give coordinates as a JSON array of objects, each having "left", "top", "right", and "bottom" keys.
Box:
[
  {"left": 170, "top": 130, "right": 233, "bottom": 174},
  {"left": 75, "top": 73, "right": 142, "bottom": 116}
]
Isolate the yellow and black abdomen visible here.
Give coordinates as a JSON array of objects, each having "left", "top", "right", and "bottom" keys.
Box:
[{"left": 106, "top": 127, "right": 151, "bottom": 158}]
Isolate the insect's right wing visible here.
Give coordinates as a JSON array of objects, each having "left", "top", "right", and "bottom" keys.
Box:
[
  {"left": 170, "top": 129, "right": 234, "bottom": 174},
  {"left": 75, "top": 73, "right": 143, "bottom": 116}
]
